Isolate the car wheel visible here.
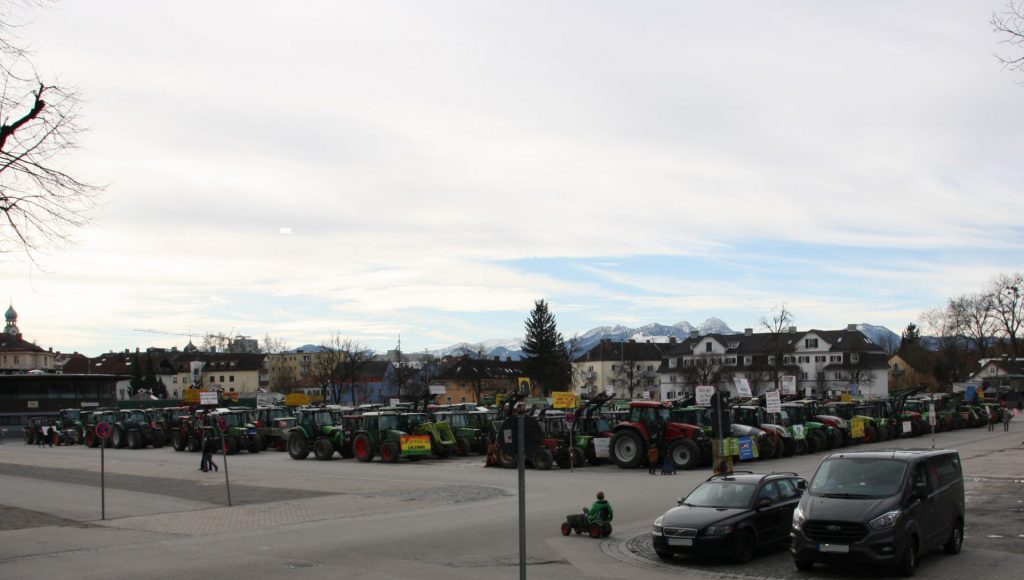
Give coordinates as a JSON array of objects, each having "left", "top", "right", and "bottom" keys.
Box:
[
  {"left": 560, "top": 522, "right": 571, "bottom": 536},
  {"left": 897, "top": 538, "right": 917, "bottom": 577},
  {"left": 944, "top": 520, "right": 963, "bottom": 555},
  {"left": 794, "top": 558, "right": 814, "bottom": 571},
  {"left": 733, "top": 529, "right": 756, "bottom": 564}
]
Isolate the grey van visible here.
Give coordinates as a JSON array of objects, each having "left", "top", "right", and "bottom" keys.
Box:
[{"left": 790, "top": 449, "right": 964, "bottom": 576}]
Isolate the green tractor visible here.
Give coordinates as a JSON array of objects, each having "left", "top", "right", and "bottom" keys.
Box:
[
  {"left": 570, "top": 392, "right": 617, "bottom": 466},
  {"left": 822, "top": 401, "right": 878, "bottom": 444},
  {"left": 779, "top": 402, "right": 831, "bottom": 453},
  {"left": 854, "top": 401, "right": 897, "bottom": 441},
  {"left": 286, "top": 407, "right": 346, "bottom": 460},
  {"left": 111, "top": 409, "right": 167, "bottom": 449},
  {"left": 351, "top": 410, "right": 433, "bottom": 463},
  {"left": 434, "top": 406, "right": 492, "bottom": 455},
  {"left": 401, "top": 410, "right": 459, "bottom": 458},
  {"left": 56, "top": 409, "right": 85, "bottom": 445},
  {"left": 205, "top": 409, "right": 261, "bottom": 454}
]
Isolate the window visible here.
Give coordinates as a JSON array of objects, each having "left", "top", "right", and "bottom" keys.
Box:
[
  {"left": 800, "top": 372, "right": 808, "bottom": 380},
  {"left": 851, "top": 353, "right": 860, "bottom": 364},
  {"left": 725, "top": 357, "right": 736, "bottom": 365},
  {"left": 830, "top": 354, "right": 843, "bottom": 363},
  {"left": 784, "top": 356, "right": 794, "bottom": 364},
  {"left": 815, "top": 355, "right": 826, "bottom": 363},
  {"left": 768, "top": 356, "right": 776, "bottom": 366},
  {"left": 229, "top": 375, "right": 235, "bottom": 382},
  {"left": 172, "top": 377, "right": 178, "bottom": 383},
  {"left": 669, "top": 358, "right": 678, "bottom": 368},
  {"left": 776, "top": 478, "right": 799, "bottom": 500},
  {"left": 805, "top": 338, "right": 818, "bottom": 348},
  {"left": 669, "top": 375, "right": 677, "bottom": 383},
  {"left": 611, "top": 365, "right": 618, "bottom": 372},
  {"left": 647, "top": 365, "right": 654, "bottom": 372},
  {"left": 219, "top": 375, "right": 225, "bottom": 382},
  {"left": 705, "top": 342, "right": 712, "bottom": 352},
  {"left": 798, "top": 355, "right": 810, "bottom": 363},
  {"left": 744, "top": 356, "right": 752, "bottom": 366}
]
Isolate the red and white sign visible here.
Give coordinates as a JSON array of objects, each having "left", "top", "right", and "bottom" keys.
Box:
[{"left": 95, "top": 421, "right": 112, "bottom": 439}]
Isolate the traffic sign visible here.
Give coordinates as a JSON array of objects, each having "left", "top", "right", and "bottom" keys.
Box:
[
  {"left": 217, "top": 416, "right": 228, "bottom": 433},
  {"left": 566, "top": 413, "right": 575, "bottom": 425},
  {"left": 95, "top": 421, "right": 112, "bottom": 439}
]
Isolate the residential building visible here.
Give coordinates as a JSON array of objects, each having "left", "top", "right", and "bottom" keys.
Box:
[
  {"left": 572, "top": 339, "right": 664, "bottom": 400},
  {"left": 0, "top": 305, "right": 57, "bottom": 374},
  {"left": 432, "top": 355, "right": 525, "bottom": 404}
]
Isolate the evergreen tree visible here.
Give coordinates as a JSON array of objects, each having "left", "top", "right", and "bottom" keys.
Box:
[
  {"left": 901, "top": 323, "right": 920, "bottom": 345},
  {"left": 144, "top": 355, "right": 167, "bottom": 398},
  {"left": 521, "top": 299, "right": 570, "bottom": 395},
  {"left": 129, "top": 352, "right": 144, "bottom": 396}
]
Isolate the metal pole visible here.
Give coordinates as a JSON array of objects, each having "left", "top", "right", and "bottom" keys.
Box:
[
  {"left": 517, "top": 413, "right": 526, "bottom": 580},
  {"left": 220, "top": 431, "right": 232, "bottom": 507},
  {"left": 100, "top": 443, "right": 106, "bottom": 520}
]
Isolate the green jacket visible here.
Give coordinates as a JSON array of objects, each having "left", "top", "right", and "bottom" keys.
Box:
[{"left": 588, "top": 499, "right": 613, "bottom": 523}]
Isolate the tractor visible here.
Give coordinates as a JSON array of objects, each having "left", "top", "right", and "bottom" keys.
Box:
[
  {"left": 609, "top": 400, "right": 707, "bottom": 471},
  {"left": 732, "top": 404, "right": 794, "bottom": 457},
  {"left": 779, "top": 402, "right": 831, "bottom": 453},
  {"left": 286, "top": 407, "right": 346, "bottom": 460},
  {"left": 489, "top": 391, "right": 551, "bottom": 469},
  {"left": 402, "top": 410, "right": 459, "bottom": 458},
  {"left": 434, "top": 407, "right": 493, "bottom": 455},
  {"left": 110, "top": 409, "right": 167, "bottom": 449},
  {"left": 570, "top": 392, "right": 617, "bottom": 465},
  {"left": 205, "top": 409, "right": 261, "bottom": 454},
  {"left": 785, "top": 399, "right": 849, "bottom": 448},
  {"left": 252, "top": 406, "right": 297, "bottom": 451},
  {"left": 170, "top": 409, "right": 209, "bottom": 452},
  {"left": 55, "top": 409, "right": 85, "bottom": 445},
  {"left": 82, "top": 410, "right": 119, "bottom": 447},
  {"left": 822, "top": 400, "right": 877, "bottom": 444},
  {"left": 351, "top": 410, "right": 433, "bottom": 463}
]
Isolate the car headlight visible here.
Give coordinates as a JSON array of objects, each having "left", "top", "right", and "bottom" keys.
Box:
[
  {"left": 792, "top": 506, "right": 805, "bottom": 528},
  {"left": 652, "top": 516, "right": 664, "bottom": 536},
  {"left": 870, "top": 510, "right": 901, "bottom": 530}
]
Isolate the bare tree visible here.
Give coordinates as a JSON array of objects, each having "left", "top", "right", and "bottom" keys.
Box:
[
  {"left": 993, "top": 1, "right": 1024, "bottom": 76},
  {"left": 309, "top": 333, "right": 347, "bottom": 403},
  {"left": 683, "top": 352, "right": 723, "bottom": 390},
  {"left": 919, "top": 307, "right": 970, "bottom": 385},
  {"left": 1, "top": 2, "right": 98, "bottom": 255},
  {"left": 261, "top": 334, "right": 294, "bottom": 393},
  {"left": 334, "top": 337, "right": 373, "bottom": 405},
  {"left": 988, "top": 272, "right": 1024, "bottom": 361},
  {"left": 760, "top": 304, "right": 795, "bottom": 391},
  {"left": 950, "top": 293, "right": 997, "bottom": 358},
  {"left": 613, "top": 344, "right": 641, "bottom": 399}
]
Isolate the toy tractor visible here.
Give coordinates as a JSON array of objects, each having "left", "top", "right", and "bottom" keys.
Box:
[{"left": 561, "top": 507, "right": 612, "bottom": 538}]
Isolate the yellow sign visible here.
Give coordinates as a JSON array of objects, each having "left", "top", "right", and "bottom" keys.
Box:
[
  {"left": 495, "top": 393, "right": 505, "bottom": 406},
  {"left": 517, "top": 377, "right": 532, "bottom": 394},
  {"left": 183, "top": 389, "right": 200, "bottom": 403},
  {"left": 285, "top": 393, "right": 311, "bottom": 407},
  {"left": 400, "top": 435, "right": 432, "bottom": 455},
  {"left": 851, "top": 418, "right": 865, "bottom": 439},
  {"left": 840, "top": 392, "right": 852, "bottom": 402},
  {"left": 552, "top": 391, "right": 577, "bottom": 409}
]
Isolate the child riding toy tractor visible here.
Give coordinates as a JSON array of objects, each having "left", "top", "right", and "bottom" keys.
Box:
[{"left": 560, "top": 491, "right": 613, "bottom": 538}]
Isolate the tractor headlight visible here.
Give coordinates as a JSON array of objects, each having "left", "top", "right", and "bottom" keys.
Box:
[{"left": 652, "top": 516, "right": 664, "bottom": 536}]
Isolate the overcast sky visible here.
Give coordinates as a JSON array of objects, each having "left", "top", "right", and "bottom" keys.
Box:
[{"left": 3, "top": 1, "right": 1022, "bottom": 357}]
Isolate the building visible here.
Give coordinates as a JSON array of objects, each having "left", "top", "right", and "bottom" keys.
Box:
[
  {"left": 654, "top": 325, "right": 890, "bottom": 400},
  {"left": 572, "top": 339, "right": 664, "bottom": 400},
  {"left": 168, "top": 352, "right": 269, "bottom": 398},
  {"left": 432, "top": 355, "right": 525, "bottom": 404},
  {"left": 0, "top": 305, "right": 57, "bottom": 374}
]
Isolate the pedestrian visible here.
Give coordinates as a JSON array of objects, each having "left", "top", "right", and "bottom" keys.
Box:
[
  {"left": 1003, "top": 407, "right": 1012, "bottom": 432},
  {"left": 48, "top": 423, "right": 56, "bottom": 447},
  {"left": 37, "top": 424, "right": 47, "bottom": 447},
  {"left": 200, "top": 433, "right": 218, "bottom": 472},
  {"left": 988, "top": 407, "right": 997, "bottom": 431},
  {"left": 662, "top": 454, "right": 676, "bottom": 475},
  {"left": 647, "top": 445, "right": 660, "bottom": 475}
]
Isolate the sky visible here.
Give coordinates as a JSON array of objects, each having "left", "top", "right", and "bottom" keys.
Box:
[{"left": 2, "top": 1, "right": 1022, "bottom": 357}]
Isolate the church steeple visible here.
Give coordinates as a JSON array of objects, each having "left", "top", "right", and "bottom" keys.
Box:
[{"left": 4, "top": 304, "right": 20, "bottom": 338}]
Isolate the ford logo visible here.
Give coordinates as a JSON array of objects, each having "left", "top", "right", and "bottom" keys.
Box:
[{"left": 826, "top": 525, "right": 842, "bottom": 533}]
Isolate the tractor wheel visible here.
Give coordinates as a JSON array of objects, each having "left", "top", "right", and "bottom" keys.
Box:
[
  {"left": 808, "top": 430, "right": 826, "bottom": 453},
  {"left": 313, "top": 438, "right": 334, "bottom": 460},
  {"left": 831, "top": 429, "right": 844, "bottom": 448},
  {"left": 340, "top": 444, "right": 355, "bottom": 459},
  {"left": 354, "top": 434, "right": 374, "bottom": 462},
  {"left": 381, "top": 440, "right": 400, "bottom": 463},
  {"left": 863, "top": 425, "right": 877, "bottom": 444},
  {"left": 782, "top": 438, "right": 796, "bottom": 457},
  {"left": 773, "top": 437, "right": 786, "bottom": 458},
  {"left": 248, "top": 436, "right": 262, "bottom": 454},
  {"left": 498, "top": 444, "right": 517, "bottom": 468},
  {"left": 187, "top": 437, "right": 201, "bottom": 452},
  {"left": 224, "top": 435, "right": 239, "bottom": 455},
  {"left": 84, "top": 431, "right": 97, "bottom": 448},
  {"left": 794, "top": 438, "right": 807, "bottom": 455},
  {"left": 571, "top": 447, "right": 585, "bottom": 468},
  {"left": 73, "top": 428, "right": 84, "bottom": 445},
  {"left": 288, "top": 432, "right": 310, "bottom": 460},
  {"left": 455, "top": 437, "right": 471, "bottom": 457},
  {"left": 433, "top": 441, "right": 451, "bottom": 459},
  {"left": 667, "top": 438, "right": 700, "bottom": 471},
  {"left": 128, "top": 430, "right": 142, "bottom": 449},
  {"left": 171, "top": 431, "right": 185, "bottom": 451},
  {"left": 275, "top": 438, "right": 287, "bottom": 452},
  {"left": 610, "top": 430, "right": 644, "bottom": 469},
  {"left": 555, "top": 450, "right": 571, "bottom": 470},
  {"left": 588, "top": 523, "right": 602, "bottom": 539},
  {"left": 561, "top": 522, "right": 572, "bottom": 536},
  {"left": 602, "top": 523, "right": 612, "bottom": 537},
  {"left": 757, "top": 438, "right": 774, "bottom": 460},
  {"left": 152, "top": 429, "right": 166, "bottom": 448},
  {"left": 533, "top": 448, "right": 554, "bottom": 470},
  {"left": 112, "top": 426, "right": 126, "bottom": 448}
]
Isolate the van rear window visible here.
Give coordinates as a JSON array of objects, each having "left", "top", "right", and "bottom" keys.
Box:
[{"left": 809, "top": 457, "right": 908, "bottom": 499}]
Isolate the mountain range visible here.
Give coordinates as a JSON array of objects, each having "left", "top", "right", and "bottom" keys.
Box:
[{"left": 426, "top": 320, "right": 901, "bottom": 360}]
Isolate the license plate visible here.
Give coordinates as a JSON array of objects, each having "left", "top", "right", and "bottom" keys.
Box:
[
  {"left": 247, "top": 429, "right": 257, "bottom": 435},
  {"left": 668, "top": 538, "right": 693, "bottom": 546},
  {"left": 818, "top": 544, "right": 850, "bottom": 553}
]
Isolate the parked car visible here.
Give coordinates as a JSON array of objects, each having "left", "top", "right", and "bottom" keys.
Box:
[
  {"left": 651, "top": 471, "right": 806, "bottom": 563},
  {"left": 790, "top": 448, "right": 964, "bottom": 576}
]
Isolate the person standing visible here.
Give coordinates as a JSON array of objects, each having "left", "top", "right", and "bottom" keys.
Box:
[
  {"left": 1004, "top": 406, "right": 1013, "bottom": 432},
  {"left": 37, "top": 424, "right": 47, "bottom": 447},
  {"left": 201, "top": 433, "right": 218, "bottom": 472},
  {"left": 989, "top": 407, "right": 997, "bottom": 431},
  {"left": 647, "top": 445, "right": 660, "bottom": 475}
]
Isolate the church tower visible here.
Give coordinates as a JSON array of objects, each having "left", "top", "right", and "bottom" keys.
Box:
[{"left": 5, "top": 304, "right": 21, "bottom": 338}]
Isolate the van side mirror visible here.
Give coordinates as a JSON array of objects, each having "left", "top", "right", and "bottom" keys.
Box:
[{"left": 913, "top": 481, "right": 928, "bottom": 500}]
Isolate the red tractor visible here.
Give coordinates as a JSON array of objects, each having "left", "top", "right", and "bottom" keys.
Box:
[{"left": 609, "top": 401, "right": 707, "bottom": 471}]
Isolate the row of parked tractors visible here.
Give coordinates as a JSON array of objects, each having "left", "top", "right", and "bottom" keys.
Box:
[{"left": 22, "top": 387, "right": 1005, "bottom": 472}]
